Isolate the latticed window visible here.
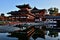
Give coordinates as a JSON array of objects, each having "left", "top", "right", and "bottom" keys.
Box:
[{"left": 20, "top": 17, "right": 27, "bottom": 18}]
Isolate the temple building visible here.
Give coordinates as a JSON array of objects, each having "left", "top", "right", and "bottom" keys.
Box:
[
  {"left": 7, "top": 4, "right": 35, "bottom": 22},
  {"left": 7, "top": 4, "right": 46, "bottom": 22},
  {"left": 31, "top": 7, "right": 46, "bottom": 22},
  {"left": 0, "top": 14, "right": 7, "bottom": 21}
]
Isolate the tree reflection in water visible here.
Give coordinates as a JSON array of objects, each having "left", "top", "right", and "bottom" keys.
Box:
[{"left": 48, "top": 30, "right": 58, "bottom": 37}]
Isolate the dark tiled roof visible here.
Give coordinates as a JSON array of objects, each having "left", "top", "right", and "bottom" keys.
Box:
[
  {"left": 7, "top": 11, "right": 18, "bottom": 14},
  {"left": 31, "top": 7, "right": 39, "bottom": 13},
  {"left": 32, "top": 7, "right": 38, "bottom": 10},
  {"left": 31, "top": 9, "right": 46, "bottom": 13},
  {"left": 7, "top": 10, "right": 29, "bottom": 14},
  {"left": 18, "top": 10, "right": 29, "bottom": 14},
  {"left": 16, "top": 4, "right": 31, "bottom": 9}
]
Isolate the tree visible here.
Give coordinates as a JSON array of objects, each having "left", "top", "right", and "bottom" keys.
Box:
[
  {"left": 54, "top": 8, "right": 58, "bottom": 14},
  {"left": 48, "top": 7, "right": 58, "bottom": 16},
  {"left": 48, "top": 8, "right": 54, "bottom": 15}
]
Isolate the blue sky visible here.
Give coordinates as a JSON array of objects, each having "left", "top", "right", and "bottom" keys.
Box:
[{"left": 0, "top": 0, "right": 60, "bottom": 16}]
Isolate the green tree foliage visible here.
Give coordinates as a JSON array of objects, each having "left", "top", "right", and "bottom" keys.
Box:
[
  {"left": 48, "top": 7, "right": 58, "bottom": 15},
  {"left": 54, "top": 8, "right": 58, "bottom": 13}
]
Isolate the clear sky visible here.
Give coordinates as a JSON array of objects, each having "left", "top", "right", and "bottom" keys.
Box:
[{"left": 0, "top": 0, "right": 60, "bottom": 16}]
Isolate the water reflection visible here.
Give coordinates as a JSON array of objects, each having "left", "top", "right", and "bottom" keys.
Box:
[
  {"left": 48, "top": 30, "right": 58, "bottom": 37},
  {"left": 8, "top": 28, "right": 46, "bottom": 40},
  {"left": 0, "top": 33, "right": 18, "bottom": 40},
  {"left": 7, "top": 28, "right": 59, "bottom": 40},
  {"left": 6, "top": 26, "right": 60, "bottom": 40},
  {"left": 32, "top": 28, "right": 45, "bottom": 40},
  {"left": 8, "top": 32, "right": 29, "bottom": 40}
]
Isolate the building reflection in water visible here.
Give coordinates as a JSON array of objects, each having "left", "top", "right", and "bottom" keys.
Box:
[
  {"left": 8, "top": 26, "right": 59, "bottom": 40},
  {"left": 32, "top": 28, "right": 45, "bottom": 40}
]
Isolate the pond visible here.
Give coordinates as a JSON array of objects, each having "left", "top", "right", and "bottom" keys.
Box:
[{"left": 0, "top": 30, "right": 60, "bottom": 40}]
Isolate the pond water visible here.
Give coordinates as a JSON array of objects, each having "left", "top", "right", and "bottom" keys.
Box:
[
  {"left": 0, "top": 33, "right": 18, "bottom": 40},
  {"left": 0, "top": 30, "right": 60, "bottom": 40},
  {"left": 0, "top": 24, "right": 60, "bottom": 40}
]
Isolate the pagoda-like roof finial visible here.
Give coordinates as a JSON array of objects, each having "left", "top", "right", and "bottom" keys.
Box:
[
  {"left": 16, "top": 4, "right": 31, "bottom": 9},
  {"left": 32, "top": 7, "right": 38, "bottom": 10}
]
